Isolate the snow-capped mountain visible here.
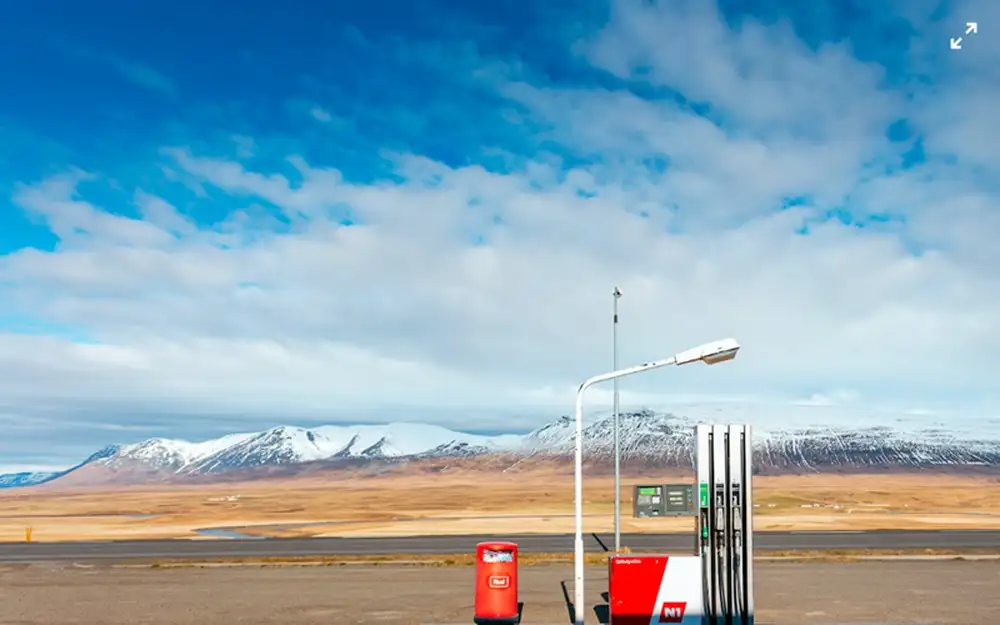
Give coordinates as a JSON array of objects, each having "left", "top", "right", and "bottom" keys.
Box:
[
  {"left": 3, "top": 410, "right": 1000, "bottom": 487},
  {"left": 524, "top": 410, "right": 1000, "bottom": 469},
  {"left": 524, "top": 411, "right": 697, "bottom": 463},
  {"left": 89, "top": 422, "right": 523, "bottom": 479}
]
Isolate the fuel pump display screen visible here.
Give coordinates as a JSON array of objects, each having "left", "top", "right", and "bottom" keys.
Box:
[
  {"left": 633, "top": 483, "right": 697, "bottom": 517},
  {"left": 662, "top": 484, "right": 696, "bottom": 515},
  {"left": 633, "top": 484, "right": 664, "bottom": 517}
]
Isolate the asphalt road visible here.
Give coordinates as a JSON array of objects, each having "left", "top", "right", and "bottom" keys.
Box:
[{"left": 1, "top": 529, "right": 998, "bottom": 563}]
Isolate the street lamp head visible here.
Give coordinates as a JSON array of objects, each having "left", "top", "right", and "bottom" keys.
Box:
[
  {"left": 673, "top": 338, "right": 740, "bottom": 366},
  {"left": 702, "top": 344, "right": 740, "bottom": 365}
]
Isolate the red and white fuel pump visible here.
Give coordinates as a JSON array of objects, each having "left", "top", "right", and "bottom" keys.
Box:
[{"left": 605, "top": 424, "right": 755, "bottom": 625}]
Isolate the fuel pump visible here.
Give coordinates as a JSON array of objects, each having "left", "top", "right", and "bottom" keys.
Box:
[
  {"left": 696, "top": 424, "right": 754, "bottom": 625},
  {"left": 606, "top": 424, "right": 754, "bottom": 625}
]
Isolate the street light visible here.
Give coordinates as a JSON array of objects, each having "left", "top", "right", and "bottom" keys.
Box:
[
  {"left": 612, "top": 286, "right": 622, "bottom": 552},
  {"left": 572, "top": 338, "right": 740, "bottom": 625}
]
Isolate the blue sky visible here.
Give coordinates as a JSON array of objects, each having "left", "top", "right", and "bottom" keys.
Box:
[{"left": 1, "top": 0, "right": 999, "bottom": 472}]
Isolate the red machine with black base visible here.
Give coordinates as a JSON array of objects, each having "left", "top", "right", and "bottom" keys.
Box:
[{"left": 474, "top": 541, "right": 521, "bottom": 625}]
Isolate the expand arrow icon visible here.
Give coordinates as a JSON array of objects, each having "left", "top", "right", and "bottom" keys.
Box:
[
  {"left": 950, "top": 37, "right": 963, "bottom": 49},
  {"left": 966, "top": 22, "right": 978, "bottom": 35}
]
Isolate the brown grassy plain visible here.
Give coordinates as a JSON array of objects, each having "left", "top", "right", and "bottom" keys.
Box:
[{"left": 3, "top": 462, "right": 1000, "bottom": 542}]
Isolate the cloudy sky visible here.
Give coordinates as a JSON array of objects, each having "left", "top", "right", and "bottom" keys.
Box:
[{"left": 1, "top": 0, "right": 999, "bottom": 472}]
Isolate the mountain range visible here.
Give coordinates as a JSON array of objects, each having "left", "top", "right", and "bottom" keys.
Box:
[{"left": 4, "top": 410, "right": 1000, "bottom": 488}]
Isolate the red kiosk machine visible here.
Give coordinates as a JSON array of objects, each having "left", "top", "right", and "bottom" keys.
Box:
[{"left": 474, "top": 541, "right": 521, "bottom": 625}]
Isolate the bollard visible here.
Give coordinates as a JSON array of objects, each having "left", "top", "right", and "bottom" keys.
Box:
[{"left": 25, "top": 527, "right": 32, "bottom": 542}]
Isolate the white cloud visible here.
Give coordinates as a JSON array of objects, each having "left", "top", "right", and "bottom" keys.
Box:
[
  {"left": 580, "top": 0, "right": 898, "bottom": 139},
  {"left": 309, "top": 105, "right": 333, "bottom": 123},
  {"left": 2, "top": 0, "right": 999, "bottom": 445}
]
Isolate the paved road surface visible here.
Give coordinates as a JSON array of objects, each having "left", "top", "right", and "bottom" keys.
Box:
[
  {"left": 0, "top": 529, "right": 998, "bottom": 563},
  {"left": 7, "top": 561, "right": 1000, "bottom": 625}
]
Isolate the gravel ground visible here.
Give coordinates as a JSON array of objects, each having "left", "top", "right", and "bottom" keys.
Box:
[{"left": 2, "top": 560, "right": 999, "bottom": 624}]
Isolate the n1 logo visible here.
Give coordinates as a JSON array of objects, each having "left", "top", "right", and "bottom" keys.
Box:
[
  {"left": 488, "top": 575, "right": 509, "bottom": 589},
  {"left": 658, "top": 602, "right": 687, "bottom": 623}
]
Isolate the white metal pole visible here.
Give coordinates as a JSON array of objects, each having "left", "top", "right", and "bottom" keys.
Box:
[
  {"left": 612, "top": 287, "right": 621, "bottom": 552},
  {"left": 573, "top": 386, "right": 587, "bottom": 625}
]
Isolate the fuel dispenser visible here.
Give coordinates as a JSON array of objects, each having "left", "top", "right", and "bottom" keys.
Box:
[
  {"left": 607, "top": 424, "right": 754, "bottom": 625},
  {"left": 696, "top": 424, "right": 754, "bottom": 625},
  {"left": 474, "top": 541, "right": 521, "bottom": 625}
]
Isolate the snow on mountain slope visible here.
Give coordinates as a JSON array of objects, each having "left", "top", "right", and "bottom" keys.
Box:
[
  {"left": 656, "top": 401, "right": 1000, "bottom": 440},
  {"left": 184, "top": 427, "right": 344, "bottom": 473},
  {"left": 310, "top": 423, "right": 522, "bottom": 458},
  {"left": 524, "top": 410, "right": 697, "bottom": 461},
  {"left": 106, "top": 432, "right": 256, "bottom": 471},
  {"left": 524, "top": 409, "right": 1000, "bottom": 469},
  {"left": 88, "top": 422, "right": 525, "bottom": 476},
  {"left": 5, "top": 409, "right": 1000, "bottom": 487}
]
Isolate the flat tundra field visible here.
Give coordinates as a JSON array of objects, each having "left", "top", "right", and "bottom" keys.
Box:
[
  {"left": 3, "top": 560, "right": 1000, "bottom": 624},
  {"left": 3, "top": 469, "right": 1000, "bottom": 541}
]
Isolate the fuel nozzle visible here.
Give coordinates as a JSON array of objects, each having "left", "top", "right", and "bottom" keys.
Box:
[
  {"left": 715, "top": 492, "right": 726, "bottom": 530},
  {"left": 714, "top": 509, "right": 726, "bottom": 558}
]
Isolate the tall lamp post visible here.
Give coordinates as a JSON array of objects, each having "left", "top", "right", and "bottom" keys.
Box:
[
  {"left": 612, "top": 286, "right": 622, "bottom": 552},
  {"left": 572, "top": 338, "right": 741, "bottom": 625}
]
